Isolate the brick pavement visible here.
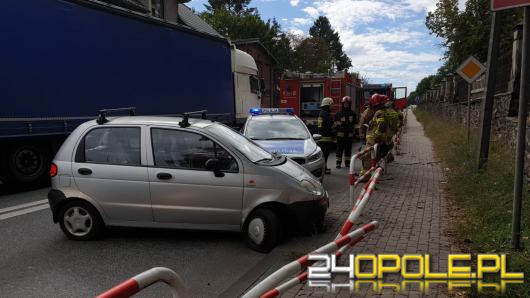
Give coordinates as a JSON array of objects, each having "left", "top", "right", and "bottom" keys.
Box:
[{"left": 281, "top": 111, "right": 458, "bottom": 297}]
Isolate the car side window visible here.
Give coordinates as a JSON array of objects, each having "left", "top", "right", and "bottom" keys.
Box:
[
  {"left": 151, "top": 128, "right": 238, "bottom": 172},
  {"left": 78, "top": 127, "right": 141, "bottom": 166}
]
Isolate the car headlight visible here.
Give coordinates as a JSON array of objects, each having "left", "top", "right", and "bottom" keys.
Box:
[
  {"left": 307, "top": 149, "right": 323, "bottom": 163},
  {"left": 301, "top": 179, "right": 323, "bottom": 197}
]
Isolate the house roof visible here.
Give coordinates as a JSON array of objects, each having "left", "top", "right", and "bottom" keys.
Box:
[
  {"left": 233, "top": 38, "right": 279, "bottom": 65},
  {"left": 102, "top": 0, "right": 148, "bottom": 13},
  {"left": 177, "top": 4, "right": 223, "bottom": 38}
]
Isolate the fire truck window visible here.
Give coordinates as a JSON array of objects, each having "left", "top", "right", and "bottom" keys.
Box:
[{"left": 300, "top": 84, "right": 323, "bottom": 118}]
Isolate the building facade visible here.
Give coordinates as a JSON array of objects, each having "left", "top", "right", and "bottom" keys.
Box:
[{"left": 233, "top": 39, "right": 279, "bottom": 108}]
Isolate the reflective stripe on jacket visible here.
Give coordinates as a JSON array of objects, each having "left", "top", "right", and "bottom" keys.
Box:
[{"left": 317, "top": 110, "right": 335, "bottom": 142}]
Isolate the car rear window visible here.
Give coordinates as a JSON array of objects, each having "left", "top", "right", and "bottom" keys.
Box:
[{"left": 76, "top": 127, "right": 141, "bottom": 166}]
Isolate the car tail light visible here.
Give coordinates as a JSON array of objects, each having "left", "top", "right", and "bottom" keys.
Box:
[{"left": 50, "top": 163, "right": 58, "bottom": 177}]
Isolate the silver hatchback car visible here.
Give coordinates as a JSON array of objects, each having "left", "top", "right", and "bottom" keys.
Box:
[{"left": 48, "top": 113, "right": 328, "bottom": 252}]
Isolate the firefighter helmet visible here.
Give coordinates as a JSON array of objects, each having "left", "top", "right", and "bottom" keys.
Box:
[
  {"left": 369, "top": 94, "right": 388, "bottom": 107},
  {"left": 341, "top": 96, "right": 352, "bottom": 103},
  {"left": 321, "top": 97, "right": 334, "bottom": 107}
]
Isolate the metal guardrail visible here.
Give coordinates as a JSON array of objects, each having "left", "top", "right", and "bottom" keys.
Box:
[{"left": 96, "top": 267, "right": 186, "bottom": 298}]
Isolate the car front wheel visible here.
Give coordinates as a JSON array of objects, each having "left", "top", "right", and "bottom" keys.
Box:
[
  {"left": 59, "top": 201, "right": 104, "bottom": 241},
  {"left": 244, "top": 208, "right": 282, "bottom": 253}
]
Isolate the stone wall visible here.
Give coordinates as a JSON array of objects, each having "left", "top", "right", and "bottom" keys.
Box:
[{"left": 421, "top": 93, "right": 530, "bottom": 184}]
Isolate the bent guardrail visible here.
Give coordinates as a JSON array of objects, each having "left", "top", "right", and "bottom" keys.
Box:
[
  {"left": 96, "top": 267, "right": 186, "bottom": 298},
  {"left": 241, "top": 221, "right": 379, "bottom": 298}
]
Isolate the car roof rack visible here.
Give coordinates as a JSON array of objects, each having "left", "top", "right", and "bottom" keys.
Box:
[
  {"left": 97, "top": 107, "right": 136, "bottom": 124},
  {"left": 179, "top": 110, "right": 207, "bottom": 128}
]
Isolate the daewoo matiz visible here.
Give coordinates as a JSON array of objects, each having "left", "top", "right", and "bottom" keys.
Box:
[{"left": 48, "top": 111, "right": 328, "bottom": 252}]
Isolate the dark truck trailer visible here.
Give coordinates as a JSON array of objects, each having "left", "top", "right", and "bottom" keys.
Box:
[{"left": 0, "top": 0, "right": 259, "bottom": 186}]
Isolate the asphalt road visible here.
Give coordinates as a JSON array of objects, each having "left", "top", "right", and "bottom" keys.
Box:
[{"left": 0, "top": 147, "right": 360, "bottom": 298}]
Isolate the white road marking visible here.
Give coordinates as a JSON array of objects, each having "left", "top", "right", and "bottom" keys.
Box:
[
  {"left": 0, "top": 199, "right": 48, "bottom": 215},
  {"left": 0, "top": 204, "right": 49, "bottom": 221}
]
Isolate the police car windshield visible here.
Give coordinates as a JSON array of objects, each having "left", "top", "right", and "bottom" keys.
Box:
[
  {"left": 206, "top": 123, "right": 274, "bottom": 163},
  {"left": 246, "top": 118, "right": 309, "bottom": 140}
]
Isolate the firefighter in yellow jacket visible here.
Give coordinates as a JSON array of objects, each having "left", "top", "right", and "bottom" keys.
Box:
[
  {"left": 382, "top": 100, "right": 402, "bottom": 161},
  {"left": 317, "top": 97, "right": 335, "bottom": 174},
  {"left": 360, "top": 94, "right": 390, "bottom": 177}
]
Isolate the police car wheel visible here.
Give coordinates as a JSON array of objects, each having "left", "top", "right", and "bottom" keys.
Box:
[{"left": 245, "top": 208, "right": 281, "bottom": 253}]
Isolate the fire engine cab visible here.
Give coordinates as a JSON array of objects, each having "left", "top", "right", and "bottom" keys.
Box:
[
  {"left": 279, "top": 70, "right": 363, "bottom": 132},
  {"left": 363, "top": 84, "right": 408, "bottom": 111}
]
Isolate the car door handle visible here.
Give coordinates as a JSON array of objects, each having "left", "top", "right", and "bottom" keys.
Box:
[
  {"left": 157, "top": 172, "right": 172, "bottom": 180},
  {"left": 78, "top": 168, "right": 92, "bottom": 175}
]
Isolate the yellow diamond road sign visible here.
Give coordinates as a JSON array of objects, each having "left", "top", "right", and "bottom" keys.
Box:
[{"left": 456, "top": 56, "right": 486, "bottom": 84}]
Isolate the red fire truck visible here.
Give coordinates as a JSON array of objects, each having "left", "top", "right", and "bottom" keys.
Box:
[
  {"left": 279, "top": 70, "right": 363, "bottom": 132},
  {"left": 362, "top": 84, "right": 408, "bottom": 111}
]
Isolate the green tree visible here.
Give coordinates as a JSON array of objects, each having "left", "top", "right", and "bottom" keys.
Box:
[
  {"left": 309, "top": 16, "right": 352, "bottom": 71},
  {"left": 292, "top": 37, "right": 330, "bottom": 73},
  {"left": 204, "top": 0, "right": 255, "bottom": 15},
  {"left": 426, "top": 0, "right": 521, "bottom": 73}
]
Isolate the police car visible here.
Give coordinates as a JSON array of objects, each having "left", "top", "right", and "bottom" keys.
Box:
[{"left": 243, "top": 108, "right": 325, "bottom": 182}]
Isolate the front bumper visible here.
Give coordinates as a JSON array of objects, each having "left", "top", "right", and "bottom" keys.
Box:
[{"left": 289, "top": 193, "right": 329, "bottom": 229}]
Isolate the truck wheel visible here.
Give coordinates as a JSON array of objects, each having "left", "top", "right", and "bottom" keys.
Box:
[
  {"left": 59, "top": 200, "right": 104, "bottom": 241},
  {"left": 5, "top": 145, "right": 49, "bottom": 185},
  {"left": 244, "top": 208, "right": 282, "bottom": 253}
]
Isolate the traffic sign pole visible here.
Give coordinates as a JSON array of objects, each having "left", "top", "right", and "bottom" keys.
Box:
[
  {"left": 477, "top": 11, "right": 502, "bottom": 170},
  {"left": 512, "top": 6, "right": 530, "bottom": 250}
]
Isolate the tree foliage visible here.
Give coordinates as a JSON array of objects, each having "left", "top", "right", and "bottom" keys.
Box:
[
  {"left": 309, "top": 16, "right": 352, "bottom": 71},
  {"left": 413, "top": 0, "right": 522, "bottom": 97},
  {"left": 204, "top": 0, "right": 255, "bottom": 15},
  {"left": 200, "top": 2, "right": 294, "bottom": 70},
  {"left": 200, "top": 2, "right": 351, "bottom": 74},
  {"left": 292, "top": 37, "right": 331, "bottom": 73}
]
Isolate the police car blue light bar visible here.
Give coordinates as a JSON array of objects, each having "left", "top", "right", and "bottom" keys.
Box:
[{"left": 249, "top": 108, "right": 295, "bottom": 115}]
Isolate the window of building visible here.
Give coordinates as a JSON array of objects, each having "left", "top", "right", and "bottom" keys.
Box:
[
  {"left": 77, "top": 127, "right": 141, "bottom": 166},
  {"left": 150, "top": 0, "right": 164, "bottom": 18},
  {"left": 151, "top": 129, "right": 238, "bottom": 172}
]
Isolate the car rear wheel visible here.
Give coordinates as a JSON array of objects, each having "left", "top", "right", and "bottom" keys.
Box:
[
  {"left": 59, "top": 201, "right": 104, "bottom": 241},
  {"left": 245, "top": 208, "right": 281, "bottom": 253}
]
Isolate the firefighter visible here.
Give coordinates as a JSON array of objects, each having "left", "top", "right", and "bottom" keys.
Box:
[
  {"left": 382, "top": 100, "right": 402, "bottom": 162},
  {"left": 317, "top": 97, "right": 335, "bottom": 174},
  {"left": 359, "top": 94, "right": 389, "bottom": 178},
  {"left": 334, "top": 96, "right": 357, "bottom": 168}
]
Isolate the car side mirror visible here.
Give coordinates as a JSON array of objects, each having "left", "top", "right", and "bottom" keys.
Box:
[
  {"left": 313, "top": 134, "right": 322, "bottom": 141},
  {"left": 205, "top": 158, "right": 224, "bottom": 177}
]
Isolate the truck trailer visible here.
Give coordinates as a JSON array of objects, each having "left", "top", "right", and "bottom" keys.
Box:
[{"left": 0, "top": 0, "right": 261, "bottom": 186}]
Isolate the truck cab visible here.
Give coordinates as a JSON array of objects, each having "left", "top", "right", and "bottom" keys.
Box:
[{"left": 233, "top": 49, "right": 261, "bottom": 124}]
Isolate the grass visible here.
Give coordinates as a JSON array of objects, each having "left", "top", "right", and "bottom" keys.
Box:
[{"left": 413, "top": 109, "right": 530, "bottom": 297}]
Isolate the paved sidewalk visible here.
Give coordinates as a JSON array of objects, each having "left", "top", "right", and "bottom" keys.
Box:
[{"left": 281, "top": 111, "right": 458, "bottom": 297}]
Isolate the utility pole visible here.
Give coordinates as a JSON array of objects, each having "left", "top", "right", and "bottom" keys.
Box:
[
  {"left": 477, "top": 12, "right": 502, "bottom": 170},
  {"left": 512, "top": 6, "right": 530, "bottom": 250}
]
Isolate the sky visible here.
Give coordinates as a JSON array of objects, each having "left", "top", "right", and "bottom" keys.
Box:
[{"left": 187, "top": 0, "right": 467, "bottom": 92}]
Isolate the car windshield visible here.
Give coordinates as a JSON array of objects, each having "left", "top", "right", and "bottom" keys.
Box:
[
  {"left": 245, "top": 117, "right": 310, "bottom": 140},
  {"left": 206, "top": 123, "right": 274, "bottom": 163}
]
